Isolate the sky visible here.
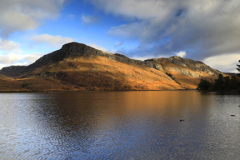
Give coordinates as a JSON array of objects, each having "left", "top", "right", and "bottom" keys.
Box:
[{"left": 0, "top": 0, "right": 240, "bottom": 73}]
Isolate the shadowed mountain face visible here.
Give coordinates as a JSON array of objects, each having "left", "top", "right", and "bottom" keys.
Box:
[{"left": 0, "top": 42, "right": 223, "bottom": 91}]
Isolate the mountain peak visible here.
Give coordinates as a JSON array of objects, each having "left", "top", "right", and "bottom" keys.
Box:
[
  {"left": 170, "top": 56, "right": 184, "bottom": 59},
  {"left": 60, "top": 42, "right": 87, "bottom": 52},
  {"left": 59, "top": 42, "right": 112, "bottom": 57}
]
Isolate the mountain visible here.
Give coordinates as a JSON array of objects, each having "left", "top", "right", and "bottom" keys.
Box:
[{"left": 0, "top": 42, "right": 223, "bottom": 91}]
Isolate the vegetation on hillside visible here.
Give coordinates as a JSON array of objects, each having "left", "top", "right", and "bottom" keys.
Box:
[
  {"left": 197, "top": 79, "right": 212, "bottom": 90},
  {"left": 197, "top": 74, "right": 240, "bottom": 91}
]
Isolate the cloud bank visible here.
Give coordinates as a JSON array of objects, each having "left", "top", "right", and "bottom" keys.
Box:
[
  {"left": 0, "top": 0, "right": 67, "bottom": 36},
  {"left": 89, "top": 0, "right": 240, "bottom": 62},
  {"left": 0, "top": 38, "right": 44, "bottom": 68},
  {"left": 203, "top": 54, "right": 240, "bottom": 73},
  {"left": 176, "top": 51, "right": 186, "bottom": 58},
  {"left": 0, "top": 53, "right": 41, "bottom": 66},
  {"left": 0, "top": 39, "right": 42, "bottom": 69}
]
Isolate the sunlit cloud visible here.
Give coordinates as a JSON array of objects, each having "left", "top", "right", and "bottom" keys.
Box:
[
  {"left": 88, "top": 43, "right": 116, "bottom": 53},
  {"left": 0, "top": 38, "right": 43, "bottom": 69},
  {"left": 0, "top": 53, "right": 43, "bottom": 69},
  {"left": 176, "top": 51, "right": 186, "bottom": 58},
  {"left": 31, "top": 34, "right": 74, "bottom": 47},
  {"left": 203, "top": 54, "right": 240, "bottom": 73}
]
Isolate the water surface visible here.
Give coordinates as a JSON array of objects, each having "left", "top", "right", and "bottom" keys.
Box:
[{"left": 0, "top": 91, "right": 240, "bottom": 159}]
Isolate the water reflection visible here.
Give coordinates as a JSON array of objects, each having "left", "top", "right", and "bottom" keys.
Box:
[{"left": 0, "top": 91, "right": 240, "bottom": 159}]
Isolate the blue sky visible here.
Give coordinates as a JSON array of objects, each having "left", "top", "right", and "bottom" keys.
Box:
[{"left": 0, "top": 0, "right": 240, "bottom": 72}]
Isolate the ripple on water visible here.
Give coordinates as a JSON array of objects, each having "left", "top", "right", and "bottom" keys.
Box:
[{"left": 0, "top": 91, "right": 240, "bottom": 159}]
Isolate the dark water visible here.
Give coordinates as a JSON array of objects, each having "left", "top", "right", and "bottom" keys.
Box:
[{"left": 0, "top": 91, "right": 240, "bottom": 160}]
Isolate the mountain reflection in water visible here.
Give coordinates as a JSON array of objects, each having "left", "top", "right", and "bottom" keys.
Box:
[{"left": 0, "top": 91, "right": 239, "bottom": 159}]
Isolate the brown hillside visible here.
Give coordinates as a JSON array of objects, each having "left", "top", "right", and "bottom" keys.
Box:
[{"left": 0, "top": 42, "right": 224, "bottom": 91}]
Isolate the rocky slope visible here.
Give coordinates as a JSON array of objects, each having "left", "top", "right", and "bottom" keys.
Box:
[
  {"left": 147, "top": 56, "right": 222, "bottom": 88},
  {"left": 0, "top": 42, "right": 223, "bottom": 91},
  {"left": 0, "top": 43, "right": 161, "bottom": 76}
]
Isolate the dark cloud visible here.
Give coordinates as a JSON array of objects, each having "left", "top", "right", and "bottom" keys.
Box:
[{"left": 89, "top": 0, "right": 240, "bottom": 62}]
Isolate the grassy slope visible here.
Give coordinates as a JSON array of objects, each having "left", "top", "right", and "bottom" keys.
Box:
[
  {"left": 0, "top": 55, "right": 222, "bottom": 92},
  {"left": 0, "top": 56, "right": 184, "bottom": 91}
]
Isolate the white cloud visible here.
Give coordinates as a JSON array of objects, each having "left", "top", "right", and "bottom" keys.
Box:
[
  {"left": 0, "top": 0, "right": 67, "bottom": 36},
  {"left": 88, "top": 43, "right": 107, "bottom": 51},
  {"left": 0, "top": 38, "right": 42, "bottom": 68},
  {"left": 88, "top": 43, "right": 116, "bottom": 53},
  {"left": 31, "top": 34, "right": 74, "bottom": 47},
  {"left": 131, "top": 55, "right": 160, "bottom": 61},
  {"left": 203, "top": 54, "right": 240, "bottom": 73},
  {"left": 0, "top": 53, "right": 42, "bottom": 69},
  {"left": 0, "top": 39, "right": 20, "bottom": 51},
  {"left": 0, "top": 64, "right": 6, "bottom": 70},
  {"left": 23, "top": 53, "right": 42, "bottom": 64},
  {"left": 0, "top": 53, "right": 21, "bottom": 64},
  {"left": 81, "top": 14, "right": 100, "bottom": 25},
  {"left": 176, "top": 51, "right": 186, "bottom": 58}
]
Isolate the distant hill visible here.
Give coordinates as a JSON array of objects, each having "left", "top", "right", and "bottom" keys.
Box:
[{"left": 0, "top": 42, "right": 224, "bottom": 91}]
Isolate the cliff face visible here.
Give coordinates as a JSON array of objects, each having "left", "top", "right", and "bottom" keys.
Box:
[
  {"left": 145, "top": 56, "right": 222, "bottom": 89},
  {"left": 0, "top": 42, "right": 223, "bottom": 91},
  {"left": 154, "top": 56, "right": 220, "bottom": 76}
]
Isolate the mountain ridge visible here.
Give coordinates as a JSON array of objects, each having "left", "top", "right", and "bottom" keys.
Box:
[
  {"left": 1, "top": 42, "right": 159, "bottom": 76},
  {"left": 0, "top": 42, "right": 223, "bottom": 91},
  {"left": 0, "top": 42, "right": 220, "bottom": 76}
]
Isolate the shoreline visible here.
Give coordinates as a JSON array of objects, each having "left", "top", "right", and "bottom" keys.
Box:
[
  {"left": 0, "top": 89, "right": 238, "bottom": 95},
  {"left": 0, "top": 89, "right": 196, "bottom": 93},
  {"left": 197, "top": 90, "right": 240, "bottom": 95}
]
